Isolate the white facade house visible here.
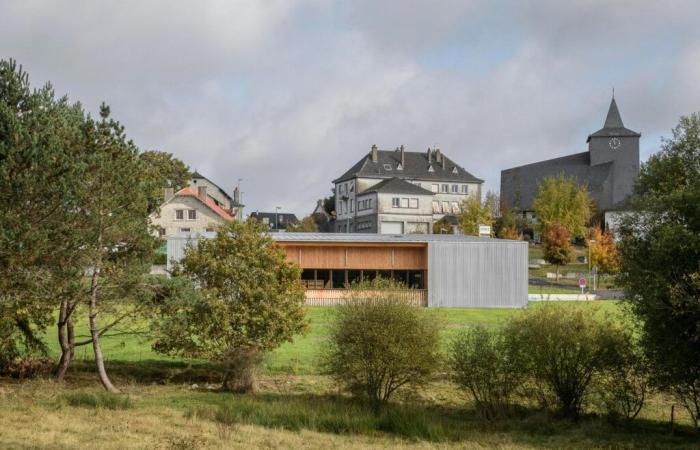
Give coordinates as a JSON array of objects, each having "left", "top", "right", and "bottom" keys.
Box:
[{"left": 333, "top": 146, "right": 483, "bottom": 233}]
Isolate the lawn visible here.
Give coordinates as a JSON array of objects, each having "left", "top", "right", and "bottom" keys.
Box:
[{"left": 3, "top": 302, "right": 696, "bottom": 449}]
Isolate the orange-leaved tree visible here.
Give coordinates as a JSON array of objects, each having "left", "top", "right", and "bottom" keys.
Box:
[{"left": 542, "top": 223, "right": 573, "bottom": 281}]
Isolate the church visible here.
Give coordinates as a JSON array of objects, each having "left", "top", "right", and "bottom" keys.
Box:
[{"left": 500, "top": 97, "right": 640, "bottom": 218}]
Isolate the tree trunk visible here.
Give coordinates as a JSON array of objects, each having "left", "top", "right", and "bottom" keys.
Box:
[
  {"left": 556, "top": 265, "right": 560, "bottom": 281},
  {"left": 88, "top": 266, "right": 119, "bottom": 393},
  {"left": 56, "top": 299, "right": 72, "bottom": 382}
]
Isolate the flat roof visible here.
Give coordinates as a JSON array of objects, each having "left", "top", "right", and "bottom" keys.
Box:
[{"left": 168, "top": 231, "right": 523, "bottom": 245}]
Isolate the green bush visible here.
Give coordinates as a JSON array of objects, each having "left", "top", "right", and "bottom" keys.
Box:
[
  {"left": 62, "top": 391, "right": 132, "bottom": 410},
  {"left": 323, "top": 278, "right": 441, "bottom": 410},
  {"left": 506, "top": 304, "right": 627, "bottom": 419},
  {"left": 450, "top": 325, "right": 525, "bottom": 419}
]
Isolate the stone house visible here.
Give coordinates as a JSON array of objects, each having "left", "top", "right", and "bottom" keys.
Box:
[{"left": 333, "top": 145, "right": 483, "bottom": 233}]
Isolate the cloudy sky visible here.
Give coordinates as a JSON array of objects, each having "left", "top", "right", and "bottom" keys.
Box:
[{"left": 2, "top": 1, "right": 699, "bottom": 216}]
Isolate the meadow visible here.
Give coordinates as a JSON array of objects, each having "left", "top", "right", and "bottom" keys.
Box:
[{"left": 1, "top": 302, "right": 698, "bottom": 449}]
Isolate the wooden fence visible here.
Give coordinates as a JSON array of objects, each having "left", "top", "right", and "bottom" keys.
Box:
[{"left": 304, "top": 289, "right": 428, "bottom": 307}]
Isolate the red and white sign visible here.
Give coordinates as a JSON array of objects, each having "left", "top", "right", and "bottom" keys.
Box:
[{"left": 578, "top": 277, "right": 587, "bottom": 288}]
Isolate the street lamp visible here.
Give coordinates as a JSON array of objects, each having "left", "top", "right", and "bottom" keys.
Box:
[{"left": 275, "top": 206, "right": 281, "bottom": 232}]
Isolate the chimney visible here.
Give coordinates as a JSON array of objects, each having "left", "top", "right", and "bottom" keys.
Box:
[
  {"left": 233, "top": 186, "right": 240, "bottom": 205},
  {"left": 163, "top": 187, "right": 174, "bottom": 203},
  {"left": 435, "top": 148, "right": 442, "bottom": 163},
  {"left": 427, "top": 147, "right": 432, "bottom": 163},
  {"left": 371, "top": 144, "right": 378, "bottom": 163},
  {"left": 441, "top": 152, "right": 446, "bottom": 170},
  {"left": 198, "top": 186, "right": 207, "bottom": 201},
  {"left": 400, "top": 144, "right": 405, "bottom": 167}
]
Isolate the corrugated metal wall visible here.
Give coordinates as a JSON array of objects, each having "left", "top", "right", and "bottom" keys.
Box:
[
  {"left": 166, "top": 237, "right": 197, "bottom": 270},
  {"left": 427, "top": 241, "right": 528, "bottom": 308}
]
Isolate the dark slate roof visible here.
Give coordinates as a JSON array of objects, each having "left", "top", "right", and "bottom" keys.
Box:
[
  {"left": 333, "top": 149, "right": 483, "bottom": 184},
  {"left": 191, "top": 171, "right": 234, "bottom": 203},
  {"left": 501, "top": 152, "right": 614, "bottom": 211},
  {"left": 587, "top": 98, "right": 640, "bottom": 142},
  {"left": 249, "top": 212, "right": 299, "bottom": 228},
  {"left": 360, "top": 177, "right": 434, "bottom": 196}
]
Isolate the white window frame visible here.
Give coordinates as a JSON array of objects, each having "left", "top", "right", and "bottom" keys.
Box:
[
  {"left": 392, "top": 197, "right": 400, "bottom": 207},
  {"left": 452, "top": 184, "right": 459, "bottom": 193},
  {"left": 409, "top": 198, "right": 418, "bottom": 209},
  {"left": 442, "top": 201, "right": 450, "bottom": 213},
  {"left": 431, "top": 184, "right": 439, "bottom": 193},
  {"left": 432, "top": 201, "right": 441, "bottom": 213},
  {"left": 441, "top": 184, "right": 449, "bottom": 193}
]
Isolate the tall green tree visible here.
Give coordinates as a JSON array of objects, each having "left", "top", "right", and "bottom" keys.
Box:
[
  {"left": 458, "top": 196, "right": 494, "bottom": 236},
  {"left": 139, "top": 150, "right": 190, "bottom": 213},
  {"left": 152, "top": 219, "right": 308, "bottom": 391},
  {"left": 532, "top": 174, "right": 592, "bottom": 237},
  {"left": 0, "top": 59, "right": 86, "bottom": 367},
  {"left": 618, "top": 113, "right": 700, "bottom": 426}
]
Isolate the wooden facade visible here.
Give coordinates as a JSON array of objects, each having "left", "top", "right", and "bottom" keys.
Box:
[{"left": 278, "top": 243, "right": 428, "bottom": 270}]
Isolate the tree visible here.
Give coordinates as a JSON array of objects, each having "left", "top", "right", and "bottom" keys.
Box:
[
  {"left": 483, "top": 190, "right": 500, "bottom": 218},
  {"left": 532, "top": 174, "right": 592, "bottom": 237},
  {"left": 140, "top": 150, "right": 191, "bottom": 213},
  {"left": 588, "top": 226, "right": 619, "bottom": 275},
  {"left": 458, "top": 196, "right": 494, "bottom": 236},
  {"left": 288, "top": 215, "right": 319, "bottom": 232},
  {"left": 617, "top": 113, "right": 700, "bottom": 426},
  {"left": 0, "top": 59, "right": 86, "bottom": 369},
  {"left": 432, "top": 216, "right": 455, "bottom": 234},
  {"left": 542, "top": 224, "right": 572, "bottom": 281},
  {"left": 323, "top": 278, "right": 441, "bottom": 410},
  {"left": 152, "top": 219, "right": 308, "bottom": 392}
]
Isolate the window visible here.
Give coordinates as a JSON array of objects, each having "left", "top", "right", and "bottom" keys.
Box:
[
  {"left": 452, "top": 202, "right": 460, "bottom": 213},
  {"left": 383, "top": 164, "right": 393, "bottom": 171},
  {"left": 441, "top": 184, "right": 449, "bottom": 193},
  {"left": 452, "top": 184, "right": 459, "bottom": 193},
  {"left": 409, "top": 198, "right": 418, "bottom": 208},
  {"left": 431, "top": 184, "right": 439, "bottom": 193},
  {"left": 350, "top": 201, "right": 354, "bottom": 213},
  {"left": 180, "top": 227, "right": 191, "bottom": 232},
  {"left": 452, "top": 167, "right": 458, "bottom": 174},
  {"left": 205, "top": 227, "right": 214, "bottom": 232},
  {"left": 428, "top": 165, "right": 434, "bottom": 172},
  {"left": 392, "top": 197, "right": 400, "bottom": 207},
  {"left": 349, "top": 181, "right": 354, "bottom": 192},
  {"left": 442, "top": 201, "right": 450, "bottom": 213},
  {"left": 188, "top": 209, "right": 196, "bottom": 220},
  {"left": 462, "top": 185, "right": 469, "bottom": 194},
  {"left": 432, "top": 201, "right": 441, "bottom": 213},
  {"left": 368, "top": 198, "right": 372, "bottom": 209},
  {"left": 396, "top": 163, "right": 403, "bottom": 171},
  {"left": 400, "top": 198, "right": 409, "bottom": 208},
  {"left": 262, "top": 217, "right": 270, "bottom": 224},
  {"left": 175, "top": 209, "right": 184, "bottom": 220}
]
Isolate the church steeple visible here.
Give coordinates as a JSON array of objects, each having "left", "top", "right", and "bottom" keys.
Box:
[{"left": 603, "top": 97, "right": 624, "bottom": 129}]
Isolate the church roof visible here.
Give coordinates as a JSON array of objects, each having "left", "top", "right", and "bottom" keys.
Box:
[
  {"left": 360, "top": 177, "right": 435, "bottom": 196},
  {"left": 333, "top": 148, "right": 483, "bottom": 184},
  {"left": 587, "top": 97, "right": 641, "bottom": 142}
]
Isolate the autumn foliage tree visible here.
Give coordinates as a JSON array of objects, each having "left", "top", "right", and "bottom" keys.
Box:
[
  {"left": 458, "top": 196, "right": 494, "bottom": 236},
  {"left": 542, "top": 224, "right": 573, "bottom": 281},
  {"left": 589, "top": 226, "right": 619, "bottom": 275},
  {"left": 532, "top": 174, "right": 592, "bottom": 237}
]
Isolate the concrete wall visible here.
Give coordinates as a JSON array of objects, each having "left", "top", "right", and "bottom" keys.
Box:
[{"left": 427, "top": 240, "right": 528, "bottom": 308}]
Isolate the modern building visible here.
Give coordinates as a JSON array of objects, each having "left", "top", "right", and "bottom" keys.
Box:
[
  {"left": 500, "top": 97, "right": 640, "bottom": 217},
  {"left": 150, "top": 171, "right": 243, "bottom": 237},
  {"left": 167, "top": 232, "right": 528, "bottom": 308},
  {"left": 250, "top": 211, "right": 299, "bottom": 231},
  {"left": 333, "top": 145, "right": 484, "bottom": 234}
]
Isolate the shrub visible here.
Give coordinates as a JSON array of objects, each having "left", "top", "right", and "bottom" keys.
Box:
[
  {"left": 324, "top": 278, "right": 441, "bottom": 410},
  {"left": 507, "top": 304, "right": 627, "bottom": 419},
  {"left": 450, "top": 325, "right": 524, "bottom": 419},
  {"left": 0, "top": 357, "right": 53, "bottom": 379}
]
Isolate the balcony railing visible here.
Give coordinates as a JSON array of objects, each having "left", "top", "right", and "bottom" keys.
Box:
[{"left": 304, "top": 289, "right": 428, "bottom": 307}]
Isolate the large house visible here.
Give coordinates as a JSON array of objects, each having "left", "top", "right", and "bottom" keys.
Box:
[
  {"left": 150, "top": 171, "right": 243, "bottom": 237},
  {"left": 332, "top": 145, "right": 484, "bottom": 234},
  {"left": 500, "top": 97, "right": 640, "bottom": 217}
]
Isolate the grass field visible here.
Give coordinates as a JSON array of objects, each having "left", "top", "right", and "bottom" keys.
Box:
[{"left": 2, "top": 302, "right": 698, "bottom": 449}]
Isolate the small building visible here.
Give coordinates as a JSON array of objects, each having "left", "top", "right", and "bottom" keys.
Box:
[
  {"left": 500, "top": 97, "right": 640, "bottom": 217},
  {"left": 250, "top": 211, "right": 299, "bottom": 232},
  {"left": 167, "top": 232, "right": 528, "bottom": 308},
  {"left": 333, "top": 145, "right": 484, "bottom": 233}
]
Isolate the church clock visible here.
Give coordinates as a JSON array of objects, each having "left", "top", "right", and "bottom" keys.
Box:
[{"left": 609, "top": 137, "right": 621, "bottom": 150}]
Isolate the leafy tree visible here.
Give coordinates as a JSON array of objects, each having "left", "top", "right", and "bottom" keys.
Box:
[
  {"left": 432, "top": 216, "right": 455, "bottom": 234},
  {"left": 140, "top": 150, "right": 191, "bottom": 213},
  {"left": 507, "top": 304, "right": 628, "bottom": 419},
  {"left": 324, "top": 278, "right": 441, "bottom": 410},
  {"left": 0, "top": 59, "right": 86, "bottom": 368},
  {"left": 458, "top": 196, "right": 494, "bottom": 236},
  {"left": 588, "top": 226, "right": 619, "bottom": 275},
  {"left": 483, "top": 190, "right": 500, "bottom": 218},
  {"left": 288, "top": 215, "right": 319, "bottom": 232},
  {"left": 532, "top": 174, "right": 592, "bottom": 237},
  {"left": 542, "top": 224, "right": 573, "bottom": 281},
  {"left": 617, "top": 113, "right": 700, "bottom": 426},
  {"left": 152, "top": 219, "right": 308, "bottom": 391}
]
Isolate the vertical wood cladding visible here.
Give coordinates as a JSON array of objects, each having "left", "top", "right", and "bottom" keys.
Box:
[{"left": 279, "top": 244, "right": 427, "bottom": 270}]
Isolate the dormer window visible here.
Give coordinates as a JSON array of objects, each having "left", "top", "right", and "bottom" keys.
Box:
[
  {"left": 428, "top": 165, "right": 435, "bottom": 173},
  {"left": 452, "top": 167, "right": 458, "bottom": 174},
  {"left": 396, "top": 163, "right": 403, "bottom": 171},
  {"left": 383, "top": 164, "right": 392, "bottom": 171}
]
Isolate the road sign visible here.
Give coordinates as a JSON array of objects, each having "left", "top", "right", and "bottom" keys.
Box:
[
  {"left": 478, "top": 224, "right": 491, "bottom": 237},
  {"left": 578, "top": 277, "right": 587, "bottom": 288}
]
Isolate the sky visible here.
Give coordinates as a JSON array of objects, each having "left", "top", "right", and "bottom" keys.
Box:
[{"left": 2, "top": 0, "right": 700, "bottom": 217}]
